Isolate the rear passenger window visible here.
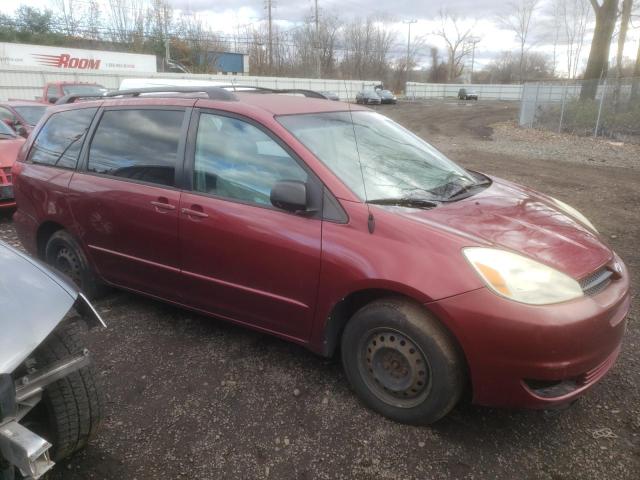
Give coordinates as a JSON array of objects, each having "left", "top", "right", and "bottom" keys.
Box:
[
  {"left": 87, "top": 109, "right": 184, "bottom": 187},
  {"left": 28, "top": 108, "right": 97, "bottom": 169}
]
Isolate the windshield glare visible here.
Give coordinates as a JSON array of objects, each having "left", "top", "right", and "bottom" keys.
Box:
[
  {"left": 278, "top": 111, "right": 475, "bottom": 201},
  {"left": 14, "top": 106, "right": 46, "bottom": 125}
]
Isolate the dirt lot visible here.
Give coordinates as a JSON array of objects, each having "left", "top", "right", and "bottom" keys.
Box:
[{"left": 1, "top": 99, "right": 639, "bottom": 479}]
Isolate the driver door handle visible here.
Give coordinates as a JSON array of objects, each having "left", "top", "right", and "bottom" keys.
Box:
[{"left": 181, "top": 207, "right": 209, "bottom": 219}]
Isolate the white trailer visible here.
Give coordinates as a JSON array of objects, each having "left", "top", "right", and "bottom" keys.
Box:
[{"left": 0, "top": 42, "right": 157, "bottom": 73}]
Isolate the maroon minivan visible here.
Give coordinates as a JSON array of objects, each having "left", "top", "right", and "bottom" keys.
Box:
[{"left": 12, "top": 87, "right": 630, "bottom": 425}]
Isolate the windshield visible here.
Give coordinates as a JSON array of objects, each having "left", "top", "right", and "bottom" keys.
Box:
[
  {"left": 62, "top": 85, "right": 107, "bottom": 96},
  {"left": 381, "top": 90, "right": 392, "bottom": 95},
  {"left": 0, "top": 120, "right": 15, "bottom": 136},
  {"left": 14, "top": 105, "right": 46, "bottom": 125},
  {"left": 278, "top": 111, "right": 476, "bottom": 201}
]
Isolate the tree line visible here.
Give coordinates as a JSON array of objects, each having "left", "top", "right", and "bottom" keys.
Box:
[{"left": 0, "top": 0, "right": 638, "bottom": 96}]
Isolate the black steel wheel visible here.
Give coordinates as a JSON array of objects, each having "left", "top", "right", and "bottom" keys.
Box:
[
  {"left": 44, "top": 230, "right": 105, "bottom": 299},
  {"left": 341, "top": 297, "right": 466, "bottom": 425},
  {"left": 360, "top": 329, "right": 432, "bottom": 408}
]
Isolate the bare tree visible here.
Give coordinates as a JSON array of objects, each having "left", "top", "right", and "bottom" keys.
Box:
[
  {"left": 341, "top": 16, "right": 395, "bottom": 80},
  {"left": 615, "top": 0, "right": 634, "bottom": 76},
  {"left": 106, "top": 0, "right": 146, "bottom": 45},
  {"left": 558, "top": 0, "right": 592, "bottom": 79},
  {"left": 52, "top": 0, "right": 80, "bottom": 36},
  {"left": 581, "top": 0, "right": 619, "bottom": 99},
  {"left": 82, "top": 0, "right": 102, "bottom": 41},
  {"left": 434, "top": 9, "right": 476, "bottom": 82},
  {"left": 497, "top": 0, "right": 540, "bottom": 82}
]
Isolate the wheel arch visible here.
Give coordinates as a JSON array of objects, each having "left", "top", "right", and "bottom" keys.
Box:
[
  {"left": 36, "top": 220, "right": 66, "bottom": 259},
  {"left": 320, "top": 288, "right": 473, "bottom": 401},
  {"left": 319, "top": 288, "right": 468, "bottom": 363}
]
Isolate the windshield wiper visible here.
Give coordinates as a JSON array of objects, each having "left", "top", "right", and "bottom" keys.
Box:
[
  {"left": 368, "top": 197, "right": 440, "bottom": 209},
  {"left": 444, "top": 178, "right": 492, "bottom": 201}
]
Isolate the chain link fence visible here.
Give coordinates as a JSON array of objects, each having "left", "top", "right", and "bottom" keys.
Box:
[{"left": 519, "top": 78, "right": 640, "bottom": 143}]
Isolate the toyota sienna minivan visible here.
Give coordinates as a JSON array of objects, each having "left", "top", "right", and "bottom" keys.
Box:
[{"left": 12, "top": 86, "right": 630, "bottom": 425}]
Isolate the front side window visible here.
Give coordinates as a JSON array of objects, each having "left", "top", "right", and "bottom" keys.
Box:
[
  {"left": 193, "top": 113, "right": 307, "bottom": 206},
  {"left": 87, "top": 109, "right": 184, "bottom": 187},
  {"left": 28, "top": 108, "right": 97, "bottom": 169},
  {"left": 277, "top": 111, "right": 476, "bottom": 201}
]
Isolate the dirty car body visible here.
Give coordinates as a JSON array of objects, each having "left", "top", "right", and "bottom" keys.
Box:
[
  {"left": 11, "top": 89, "right": 630, "bottom": 425},
  {"left": 0, "top": 241, "right": 103, "bottom": 479}
]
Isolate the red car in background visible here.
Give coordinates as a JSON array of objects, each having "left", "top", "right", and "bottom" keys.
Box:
[
  {"left": 0, "top": 101, "right": 48, "bottom": 138},
  {"left": 42, "top": 82, "right": 108, "bottom": 104},
  {"left": 0, "top": 121, "right": 25, "bottom": 209},
  {"left": 11, "top": 86, "right": 630, "bottom": 425}
]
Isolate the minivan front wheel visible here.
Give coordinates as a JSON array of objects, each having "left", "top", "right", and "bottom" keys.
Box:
[
  {"left": 341, "top": 298, "right": 465, "bottom": 425},
  {"left": 45, "top": 230, "right": 104, "bottom": 299}
]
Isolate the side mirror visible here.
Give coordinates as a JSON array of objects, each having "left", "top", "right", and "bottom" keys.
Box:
[
  {"left": 270, "top": 180, "right": 309, "bottom": 213},
  {"left": 48, "top": 96, "right": 58, "bottom": 104},
  {"left": 15, "top": 125, "right": 28, "bottom": 137}
]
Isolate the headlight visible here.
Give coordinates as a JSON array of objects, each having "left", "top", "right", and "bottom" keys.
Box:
[
  {"left": 552, "top": 198, "right": 598, "bottom": 233},
  {"left": 463, "top": 248, "right": 583, "bottom": 305}
]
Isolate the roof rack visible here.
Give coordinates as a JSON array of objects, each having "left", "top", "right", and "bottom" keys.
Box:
[
  {"left": 55, "top": 86, "right": 238, "bottom": 105},
  {"left": 54, "top": 85, "right": 331, "bottom": 105},
  {"left": 217, "top": 86, "right": 330, "bottom": 99}
]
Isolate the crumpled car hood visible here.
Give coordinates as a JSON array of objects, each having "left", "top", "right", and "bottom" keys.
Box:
[
  {"left": 396, "top": 176, "right": 612, "bottom": 279},
  {"left": 0, "top": 242, "right": 78, "bottom": 374}
]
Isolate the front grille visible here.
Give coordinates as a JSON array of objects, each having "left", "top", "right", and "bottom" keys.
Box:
[{"left": 579, "top": 267, "right": 613, "bottom": 296}]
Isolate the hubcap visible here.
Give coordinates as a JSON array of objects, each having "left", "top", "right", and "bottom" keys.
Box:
[{"left": 360, "top": 330, "right": 431, "bottom": 407}]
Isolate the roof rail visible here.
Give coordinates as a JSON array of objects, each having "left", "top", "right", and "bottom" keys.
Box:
[
  {"left": 54, "top": 85, "right": 330, "bottom": 105},
  {"left": 105, "top": 86, "right": 238, "bottom": 101},
  {"left": 55, "top": 93, "right": 105, "bottom": 105},
  {"left": 218, "top": 86, "right": 330, "bottom": 99},
  {"left": 55, "top": 86, "right": 238, "bottom": 105}
]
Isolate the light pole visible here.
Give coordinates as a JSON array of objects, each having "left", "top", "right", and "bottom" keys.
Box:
[{"left": 403, "top": 19, "right": 417, "bottom": 83}]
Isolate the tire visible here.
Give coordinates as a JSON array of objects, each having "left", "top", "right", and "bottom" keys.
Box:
[
  {"left": 341, "top": 297, "right": 465, "bottom": 425},
  {"left": 44, "top": 230, "right": 105, "bottom": 299},
  {"left": 23, "top": 320, "right": 103, "bottom": 461}
]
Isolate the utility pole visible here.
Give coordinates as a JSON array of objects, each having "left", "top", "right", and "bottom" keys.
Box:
[
  {"left": 467, "top": 37, "right": 480, "bottom": 84},
  {"left": 315, "top": 0, "right": 321, "bottom": 78},
  {"left": 266, "top": 0, "right": 273, "bottom": 74},
  {"left": 163, "top": 3, "right": 171, "bottom": 72},
  {"left": 403, "top": 20, "right": 417, "bottom": 83}
]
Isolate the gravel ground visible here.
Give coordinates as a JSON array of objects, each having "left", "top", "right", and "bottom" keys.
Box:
[{"left": 1, "top": 99, "right": 638, "bottom": 479}]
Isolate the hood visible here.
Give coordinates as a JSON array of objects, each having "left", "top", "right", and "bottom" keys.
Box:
[
  {"left": 0, "top": 242, "right": 79, "bottom": 374},
  {"left": 396, "top": 177, "right": 612, "bottom": 279},
  {"left": 0, "top": 137, "right": 26, "bottom": 169}
]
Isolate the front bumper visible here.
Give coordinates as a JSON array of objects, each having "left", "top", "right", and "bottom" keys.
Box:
[{"left": 428, "top": 261, "right": 630, "bottom": 409}]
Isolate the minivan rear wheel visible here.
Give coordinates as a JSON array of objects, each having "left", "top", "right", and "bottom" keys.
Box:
[
  {"left": 341, "top": 297, "right": 465, "bottom": 425},
  {"left": 45, "top": 230, "right": 105, "bottom": 299}
]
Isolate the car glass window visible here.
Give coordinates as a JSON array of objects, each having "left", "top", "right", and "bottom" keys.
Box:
[
  {"left": 27, "top": 108, "right": 97, "bottom": 169},
  {"left": 194, "top": 113, "right": 307, "bottom": 206},
  {"left": 13, "top": 106, "right": 47, "bottom": 126},
  {"left": 0, "top": 120, "right": 15, "bottom": 136},
  {"left": 88, "top": 109, "right": 184, "bottom": 187},
  {"left": 0, "top": 107, "right": 14, "bottom": 122}
]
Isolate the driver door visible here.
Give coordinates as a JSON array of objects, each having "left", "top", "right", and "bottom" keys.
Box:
[{"left": 178, "top": 110, "right": 323, "bottom": 341}]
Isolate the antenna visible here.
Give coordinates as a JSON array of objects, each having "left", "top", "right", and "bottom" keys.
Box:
[{"left": 343, "top": 79, "right": 375, "bottom": 234}]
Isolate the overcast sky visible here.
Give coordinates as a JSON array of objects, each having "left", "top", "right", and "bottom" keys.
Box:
[{"left": 1, "top": 0, "right": 639, "bottom": 75}]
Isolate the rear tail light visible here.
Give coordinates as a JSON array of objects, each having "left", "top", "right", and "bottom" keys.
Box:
[{"left": 0, "top": 167, "right": 12, "bottom": 186}]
